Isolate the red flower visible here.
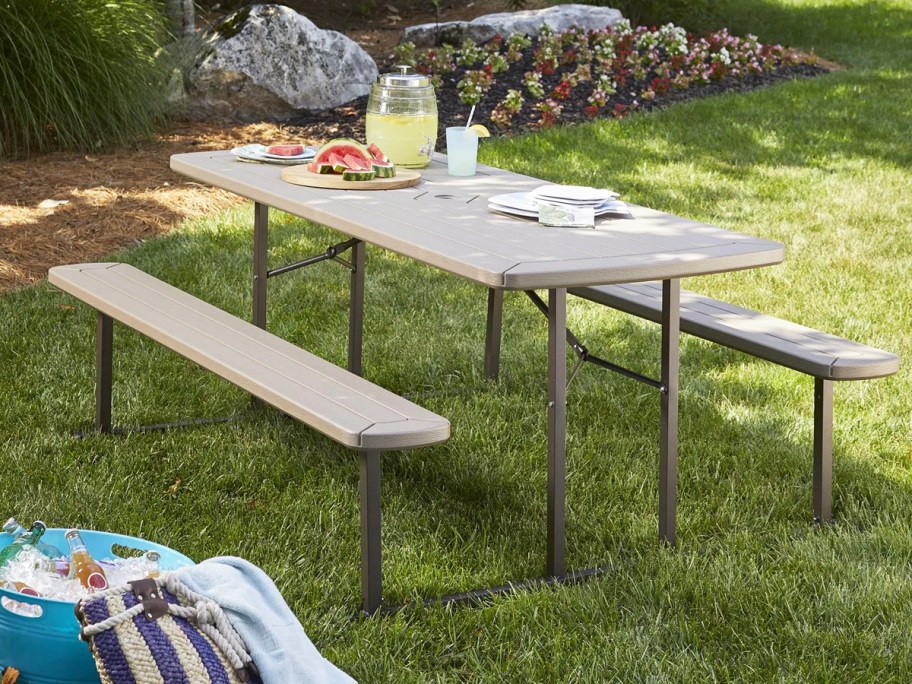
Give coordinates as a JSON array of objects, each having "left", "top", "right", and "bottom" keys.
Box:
[
  {"left": 584, "top": 105, "right": 599, "bottom": 118},
  {"left": 551, "top": 80, "right": 572, "bottom": 100}
]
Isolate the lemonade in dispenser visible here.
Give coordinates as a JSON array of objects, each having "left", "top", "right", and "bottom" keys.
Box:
[{"left": 366, "top": 66, "right": 438, "bottom": 168}]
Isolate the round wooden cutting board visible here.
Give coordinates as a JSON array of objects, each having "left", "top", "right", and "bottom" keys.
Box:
[{"left": 281, "top": 166, "right": 421, "bottom": 190}]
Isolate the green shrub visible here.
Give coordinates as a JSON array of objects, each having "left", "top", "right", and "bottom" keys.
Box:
[{"left": 0, "top": 0, "right": 170, "bottom": 159}]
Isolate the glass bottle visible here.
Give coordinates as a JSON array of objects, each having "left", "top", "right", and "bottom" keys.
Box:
[
  {"left": 64, "top": 529, "right": 108, "bottom": 592},
  {"left": 144, "top": 550, "right": 161, "bottom": 578},
  {"left": 0, "top": 521, "right": 46, "bottom": 568},
  {"left": 34, "top": 556, "right": 71, "bottom": 578},
  {"left": 1, "top": 580, "right": 40, "bottom": 597},
  {"left": 3, "top": 517, "right": 65, "bottom": 558},
  {"left": 2, "top": 517, "right": 27, "bottom": 538}
]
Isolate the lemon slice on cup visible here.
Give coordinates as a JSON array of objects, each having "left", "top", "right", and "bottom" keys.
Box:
[{"left": 467, "top": 124, "right": 491, "bottom": 138}]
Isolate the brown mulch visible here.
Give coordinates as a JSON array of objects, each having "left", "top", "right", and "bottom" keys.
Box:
[{"left": 0, "top": 122, "right": 326, "bottom": 293}]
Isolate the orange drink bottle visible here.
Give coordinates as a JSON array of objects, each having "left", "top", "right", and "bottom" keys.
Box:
[
  {"left": 1, "top": 580, "right": 40, "bottom": 597},
  {"left": 64, "top": 529, "right": 108, "bottom": 592}
]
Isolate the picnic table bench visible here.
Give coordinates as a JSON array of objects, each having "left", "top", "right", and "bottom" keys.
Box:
[
  {"left": 564, "top": 282, "right": 900, "bottom": 522},
  {"left": 49, "top": 262, "right": 450, "bottom": 614}
]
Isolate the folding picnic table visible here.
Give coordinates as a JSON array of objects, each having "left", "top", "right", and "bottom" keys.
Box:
[{"left": 170, "top": 151, "right": 784, "bottom": 592}]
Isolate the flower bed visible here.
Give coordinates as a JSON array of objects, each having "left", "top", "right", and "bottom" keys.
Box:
[{"left": 394, "top": 19, "right": 823, "bottom": 134}]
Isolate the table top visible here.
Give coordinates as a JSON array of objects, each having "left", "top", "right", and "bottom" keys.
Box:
[{"left": 171, "top": 151, "right": 784, "bottom": 290}]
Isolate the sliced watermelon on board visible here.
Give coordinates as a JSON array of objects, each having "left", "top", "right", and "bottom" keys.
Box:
[
  {"left": 371, "top": 160, "right": 396, "bottom": 178},
  {"left": 328, "top": 152, "right": 349, "bottom": 173},
  {"left": 342, "top": 169, "right": 376, "bottom": 181},
  {"left": 306, "top": 162, "right": 334, "bottom": 174},
  {"left": 343, "top": 154, "right": 372, "bottom": 172},
  {"left": 313, "top": 138, "right": 371, "bottom": 166},
  {"left": 367, "top": 143, "right": 389, "bottom": 163}
]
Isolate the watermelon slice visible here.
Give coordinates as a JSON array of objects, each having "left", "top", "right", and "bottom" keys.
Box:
[
  {"left": 343, "top": 154, "right": 372, "bottom": 172},
  {"left": 306, "top": 162, "right": 334, "bottom": 174},
  {"left": 371, "top": 160, "right": 396, "bottom": 178},
  {"left": 328, "top": 152, "right": 349, "bottom": 173},
  {"left": 266, "top": 144, "right": 305, "bottom": 156},
  {"left": 313, "top": 138, "right": 371, "bottom": 166},
  {"left": 367, "top": 143, "right": 389, "bottom": 163},
  {"left": 342, "top": 169, "right": 376, "bottom": 181}
]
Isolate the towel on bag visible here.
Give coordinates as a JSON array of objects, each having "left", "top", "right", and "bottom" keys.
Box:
[{"left": 175, "top": 557, "right": 356, "bottom": 684}]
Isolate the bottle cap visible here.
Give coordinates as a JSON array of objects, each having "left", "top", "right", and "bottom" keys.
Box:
[
  {"left": 377, "top": 65, "right": 431, "bottom": 88},
  {"left": 64, "top": 528, "right": 79, "bottom": 539}
]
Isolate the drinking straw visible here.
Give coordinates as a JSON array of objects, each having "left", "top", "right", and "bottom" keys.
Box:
[{"left": 465, "top": 105, "right": 476, "bottom": 131}]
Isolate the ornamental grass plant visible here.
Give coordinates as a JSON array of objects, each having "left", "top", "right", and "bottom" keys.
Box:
[{"left": 0, "top": 0, "right": 169, "bottom": 159}]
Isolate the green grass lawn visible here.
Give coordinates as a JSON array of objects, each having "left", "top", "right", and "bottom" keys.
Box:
[{"left": 3, "top": 0, "right": 912, "bottom": 681}]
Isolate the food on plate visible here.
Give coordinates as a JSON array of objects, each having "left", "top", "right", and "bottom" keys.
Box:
[
  {"left": 306, "top": 138, "right": 397, "bottom": 182},
  {"left": 265, "top": 144, "right": 306, "bottom": 156}
]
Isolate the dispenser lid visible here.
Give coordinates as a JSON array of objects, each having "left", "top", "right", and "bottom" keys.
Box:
[{"left": 377, "top": 65, "right": 431, "bottom": 87}]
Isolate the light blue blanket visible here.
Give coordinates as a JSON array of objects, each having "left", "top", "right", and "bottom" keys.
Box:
[{"left": 176, "top": 557, "right": 356, "bottom": 684}]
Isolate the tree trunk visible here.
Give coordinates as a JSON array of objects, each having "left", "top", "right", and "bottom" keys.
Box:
[{"left": 163, "top": 0, "right": 195, "bottom": 39}]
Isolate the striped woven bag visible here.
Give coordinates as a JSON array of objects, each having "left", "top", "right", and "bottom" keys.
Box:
[{"left": 76, "top": 573, "right": 260, "bottom": 684}]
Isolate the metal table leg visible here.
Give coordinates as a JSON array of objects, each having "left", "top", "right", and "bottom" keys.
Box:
[
  {"left": 252, "top": 202, "right": 268, "bottom": 330},
  {"left": 360, "top": 449, "right": 383, "bottom": 614},
  {"left": 95, "top": 312, "right": 113, "bottom": 433},
  {"left": 349, "top": 240, "right": 365, "bottom": 376},
  {"left": 813, "top": 378, "right": 833, "bottom": 523},
  {"left": 251, "top": 203, "right": 269, "bottom": 409},
  {"left": 547, "top": 288, "right": 567, "bottom": 576},
  {"left": 484, "top": 288, "right": 504, "bottom": 380},
  {"left": 659, "top": 279, "right": 680, "bottom": 546}
]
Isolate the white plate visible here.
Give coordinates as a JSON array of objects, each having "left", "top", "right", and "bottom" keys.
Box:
[
  {"left": 489, "top": 193, "right": 627, "bottom": 216},
  {"left": 530, "top": 184, "right": 619, "bottom": 204},
  {"left": 230, "top": 144, "right": 316, "bottom": 165},
  {"left": 488, "top": 203, "right": 538, "bottom": 218},
  {"left": 489, "top": 199, "right": 632, "bottom": 220}
]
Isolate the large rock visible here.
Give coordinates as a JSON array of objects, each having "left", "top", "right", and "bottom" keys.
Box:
[
  {"left": 185, "top": 5, "right": 378, "bottom": 120},
  {"left": 402, "top": 5, "right": 624, "bottom": 48}
]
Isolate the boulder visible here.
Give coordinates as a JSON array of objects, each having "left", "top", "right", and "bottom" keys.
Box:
[
  {"left": 185, "top": 5, "right": 378, "bottom": 121},
  {"left": 402, "top": 4, "right": 624, "bottom": 48}
]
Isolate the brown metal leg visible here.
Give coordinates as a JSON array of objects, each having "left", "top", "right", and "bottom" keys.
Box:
[
  {"left": 813, "top": 378, "right": 834, "bottom": 523},
  {"left": 348, "top": 240, "right": 365, "bottom": 376},
  {"left": 360, "top": 449, "right": 382, "bottom": 614},
  {"left": 484, "top": 288, "right": 504, "bottom": 380},
  {"left": 252, "top": 202, "right": 268, "bottom": 330},
  {"left": 95, "top": 312, "right": 113, "bottom": 434},
  {"left": 659, "top": 279, "right": 680, "bottom": 547},
  {"left": 547, "top": 288, "right": 567, "bottom": 577},
  {"left": 251, "top": 203, "right": 268, "bottom": 409}
]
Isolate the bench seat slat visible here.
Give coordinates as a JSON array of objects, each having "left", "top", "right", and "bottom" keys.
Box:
[
  {"left": 569, "top": 282, "right": 899, "bottom": 381},
  {"left": 50, "top": 263, "right": 449, "bottom": 451}
]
